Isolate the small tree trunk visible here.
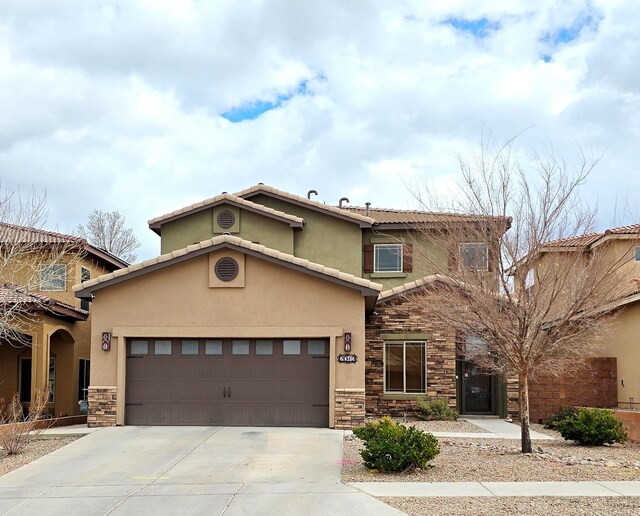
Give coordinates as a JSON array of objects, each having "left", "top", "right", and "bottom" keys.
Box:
[{"left": 519, "top": 371, "right": 532, "bottom": 453}]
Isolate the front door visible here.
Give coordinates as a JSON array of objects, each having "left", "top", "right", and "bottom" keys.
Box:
[{"left": 458, "top": 360, "right": 496, "bottom": 415}]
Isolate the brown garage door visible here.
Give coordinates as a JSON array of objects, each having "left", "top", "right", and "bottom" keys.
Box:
[{"left": 125, "top": 338, "right": 329, "bottom": 427}]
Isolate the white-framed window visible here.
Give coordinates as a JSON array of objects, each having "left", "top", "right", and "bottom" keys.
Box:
[
  {"left": 40, "top": 264, "right": 67, "bottom": 291},
  {"left": 384, "top": 341, "right": 426, "bottom": 394},
  {"left": 374, "top": 244, "right": 403, "bottom": 273},
  {"left": 635, "top": 246, "right": 640, "bottom": 262},
  {"left": 81, "top": 267, "right": 91, "bottom": 283},
  {"left": 460, "top": 242, "right": 489, "bottom": 271}
]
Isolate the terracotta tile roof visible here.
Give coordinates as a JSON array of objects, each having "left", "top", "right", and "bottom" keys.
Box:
[
  {"left": 0, "top": 222, "right": 85, "bottom": 245},
  {"left": 342, "top": 207, "right": 508, "bottom": 225},
  {"left": 74, "top": 234, "right": 383, "bottom": 296},
  {"left": 235, "top": 184, "right": 375, "bottom": 225},
  {"left": 378, "top": 274, "right": 468, "bottom": 301},
  {"left": 543, "top": 224, "right": 640, "bottom": 249},
  {"left": 148, "top": 192, "right": 305, "bottom": 229},
  {"left": 0, "top": 222, "right": 128, "bottom": 269},
  {"left": 0, "top": 284, "right": 88, "bottom": 319},
  {"left": 605, "top": 224, "right": 640, "bottom": 235}
]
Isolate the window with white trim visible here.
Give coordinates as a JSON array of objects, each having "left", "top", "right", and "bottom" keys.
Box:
[
  {"left": 40, "top": 264, "right": 67, "bottom": 291},
  {"left": 384, "top": 341, "right": 426, "bottom": 394},
  {"left": 460, "top": 243, "right": 489, "bottom": 271},
  {"left": 374, "top": 244, "right": 403, "bottom": 273}
]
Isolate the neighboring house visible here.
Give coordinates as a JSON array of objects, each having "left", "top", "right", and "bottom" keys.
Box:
[
  {"left": 74, "top": 184, "right": 512, "bottom": 429},
  {"left": 0, "top": 224, "right": 127, "bottom": 417},
  {"left": 525, "top": 224, "right": 640, "bottom": 421}
]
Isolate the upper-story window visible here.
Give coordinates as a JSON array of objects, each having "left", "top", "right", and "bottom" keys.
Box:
[
  {"left": 374, "top": 244, "right": 403, "bottom": 273},
  {"left": 635, "top": 246, "right": 640, "bottom": 262},
  {"left": 460, "top": 243, "right": 489, "bottom": 271},
  {"left": 80, "top": 267, "right": 91, "bottom": 311},
  {"left": 40, "top": 264, "right": 67, "bottom": 291}
]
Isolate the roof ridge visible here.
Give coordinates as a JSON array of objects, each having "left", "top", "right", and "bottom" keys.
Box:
[
  {"left": 148, "top": 192, "right": 304, "bottom": 227},
  {"left": 234, "top": 184, "right": 375, "bottom": 224}
]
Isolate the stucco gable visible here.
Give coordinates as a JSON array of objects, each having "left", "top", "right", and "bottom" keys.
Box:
[
  {"left": 74, "top": 235, "right": 382, "bottom": 303},
  {"left": 148, "top": 193, "right": 305, "bottom": 235}
]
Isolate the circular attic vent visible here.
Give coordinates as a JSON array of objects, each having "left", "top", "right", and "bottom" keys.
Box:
[
  {"left": 217, "top": 210, "right": 235, "bottom": 229},
  {"left": 215, "top": 257, "right": 239, "bottom": 282}
]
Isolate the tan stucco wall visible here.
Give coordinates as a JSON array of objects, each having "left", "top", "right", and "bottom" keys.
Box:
[
  {"left": 597, "top": 302, "right": 640, "bottom": 407},
  {"left": 87, "top": 250, "right": 367, "bottom": 427}
]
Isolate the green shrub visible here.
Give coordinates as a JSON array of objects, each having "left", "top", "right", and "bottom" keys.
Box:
[
  {"left": 352, "top": 416, "right": 440, "bottom": 472},
  {"left": 416, "top": 397, "right": 458, "bottom": 421},
  {"left": 556, "top": 408, "right": 628, "bottom": 446},
  {"left": 544, "top": 406, "right": 581, "bottom": 430}
]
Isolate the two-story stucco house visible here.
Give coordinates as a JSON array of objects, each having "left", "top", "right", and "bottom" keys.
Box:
[
  {"left": 0, "top": 224, "right": 127, "bottom": 417},
  {"left": 75, "top": 185, "right": 513, "bottom": 429}
]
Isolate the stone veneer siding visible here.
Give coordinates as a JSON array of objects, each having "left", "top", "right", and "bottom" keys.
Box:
[
  {"left": 365, "top": 294, "right": 457, "bottom": 417},
  {"left": 334, "top": 388, "right": 366, "bottom": 429},
  {"left": 87, "top": 386, "right": 117, "bottom": 427}
]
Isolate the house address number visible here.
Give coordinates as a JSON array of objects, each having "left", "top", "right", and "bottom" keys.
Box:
[{"left": 338, "top": 354, "right": 357, "bottom": 364}]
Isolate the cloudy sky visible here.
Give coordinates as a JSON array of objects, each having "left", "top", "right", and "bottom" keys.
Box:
[{"left": 1, "top": 0, "right": 638, "bottom": 260}]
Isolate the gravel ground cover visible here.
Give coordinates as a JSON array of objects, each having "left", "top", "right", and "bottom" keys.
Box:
[
  {"left": 391, "top": 419, "right": 489, "bottom": 433},
  {"left": 0, "top": 437, "right": 77, "bottom": 476},
  {"left": 382, "top": 496, "right": 640, "bottom": 515},
  {"left": 342, "top": 425, "right": 640, "bottom": 482}
]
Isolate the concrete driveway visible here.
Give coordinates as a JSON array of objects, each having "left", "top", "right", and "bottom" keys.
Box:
[{"left": 0, "top": 426, "right": 401, "bottom": 516}]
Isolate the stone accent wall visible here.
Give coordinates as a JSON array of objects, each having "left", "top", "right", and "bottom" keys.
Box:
[
  {"left": 87, "top": 386, "right": 117, "bottom": 427},
  {"left": 528, "top": 358, "right": 617, "bottom": 423},
  {"left": 334, "top": 388, "right": 365, "bottom": 429},
  {"left": 365, "top": 294, "right": 457, "bottom": 417}
]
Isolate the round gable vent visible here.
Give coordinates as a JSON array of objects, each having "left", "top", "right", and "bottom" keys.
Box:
[
  {"left": 215, "top": 257, "right": 239, "bottom": 281},
  {"left": 217, "top": 210, "right": 235, "bottom": 229}
]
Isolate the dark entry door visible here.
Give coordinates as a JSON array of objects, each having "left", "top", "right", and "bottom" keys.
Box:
[
  {"left": 459, "top": 361, "right": 496, "bottom": 415},
  {"left": 125, "top": 338, "right": 330, "bottom": 427}
]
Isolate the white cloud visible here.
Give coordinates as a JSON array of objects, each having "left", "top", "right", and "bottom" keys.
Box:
[{"left": 0, "top": 0, "right": 638, "bottom": 260}]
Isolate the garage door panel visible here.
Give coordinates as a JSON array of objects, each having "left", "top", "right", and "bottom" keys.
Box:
[{"left": 126, "top": 338, "right": 329, "bottom": 427}]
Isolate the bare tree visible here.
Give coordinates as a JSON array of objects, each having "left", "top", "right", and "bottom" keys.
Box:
[
  {"left": 75, "top": 209, "right": 140, "bottom": 263},
  {"left": 411, "top": 135, "right": 631, "bottom": 453},
  {"left": 0, "top": 187, "right": 84, "bottom": 346}
]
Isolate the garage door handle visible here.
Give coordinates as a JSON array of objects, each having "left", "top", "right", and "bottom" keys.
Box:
[
  {"left": 223, "top": 387, "right": 227, "bottom": 398},
  {"left": 228, "top": 387, "right": 231, "bottom": 398}
]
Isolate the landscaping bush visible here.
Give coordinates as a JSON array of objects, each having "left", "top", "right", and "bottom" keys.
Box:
[
  {"left": 353, "top": 416, "right": 440, "bottom": 472},
  {"left": 544, "top": 406, "right": 580, "bottom": 430},
  {"left": 0, "top": 390, "right": 49, "bottom": 456},
  {"left": 556, "top": 408, "right": 628, "bottom": 446},
  {"left": 416, "top": 396, "right": 458, "bottom": 421}
]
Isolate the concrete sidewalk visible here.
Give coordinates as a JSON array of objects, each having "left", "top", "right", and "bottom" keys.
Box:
[
  {"left": 350, "top": 481, "right": 640, "bottom": 497},
  {"left": 458, "top": 418, "right": 553, "bottom": 441}
]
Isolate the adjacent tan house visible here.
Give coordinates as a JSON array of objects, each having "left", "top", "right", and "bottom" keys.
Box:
[
  {"left": 525, "top": 224, "right": 640, "bottom": 421},
  {"left": 0, "top": 224, "right": 127, "bottom": 417},
  {"left": 75, "top": 185, "right": 512, "bottom": 429}
]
